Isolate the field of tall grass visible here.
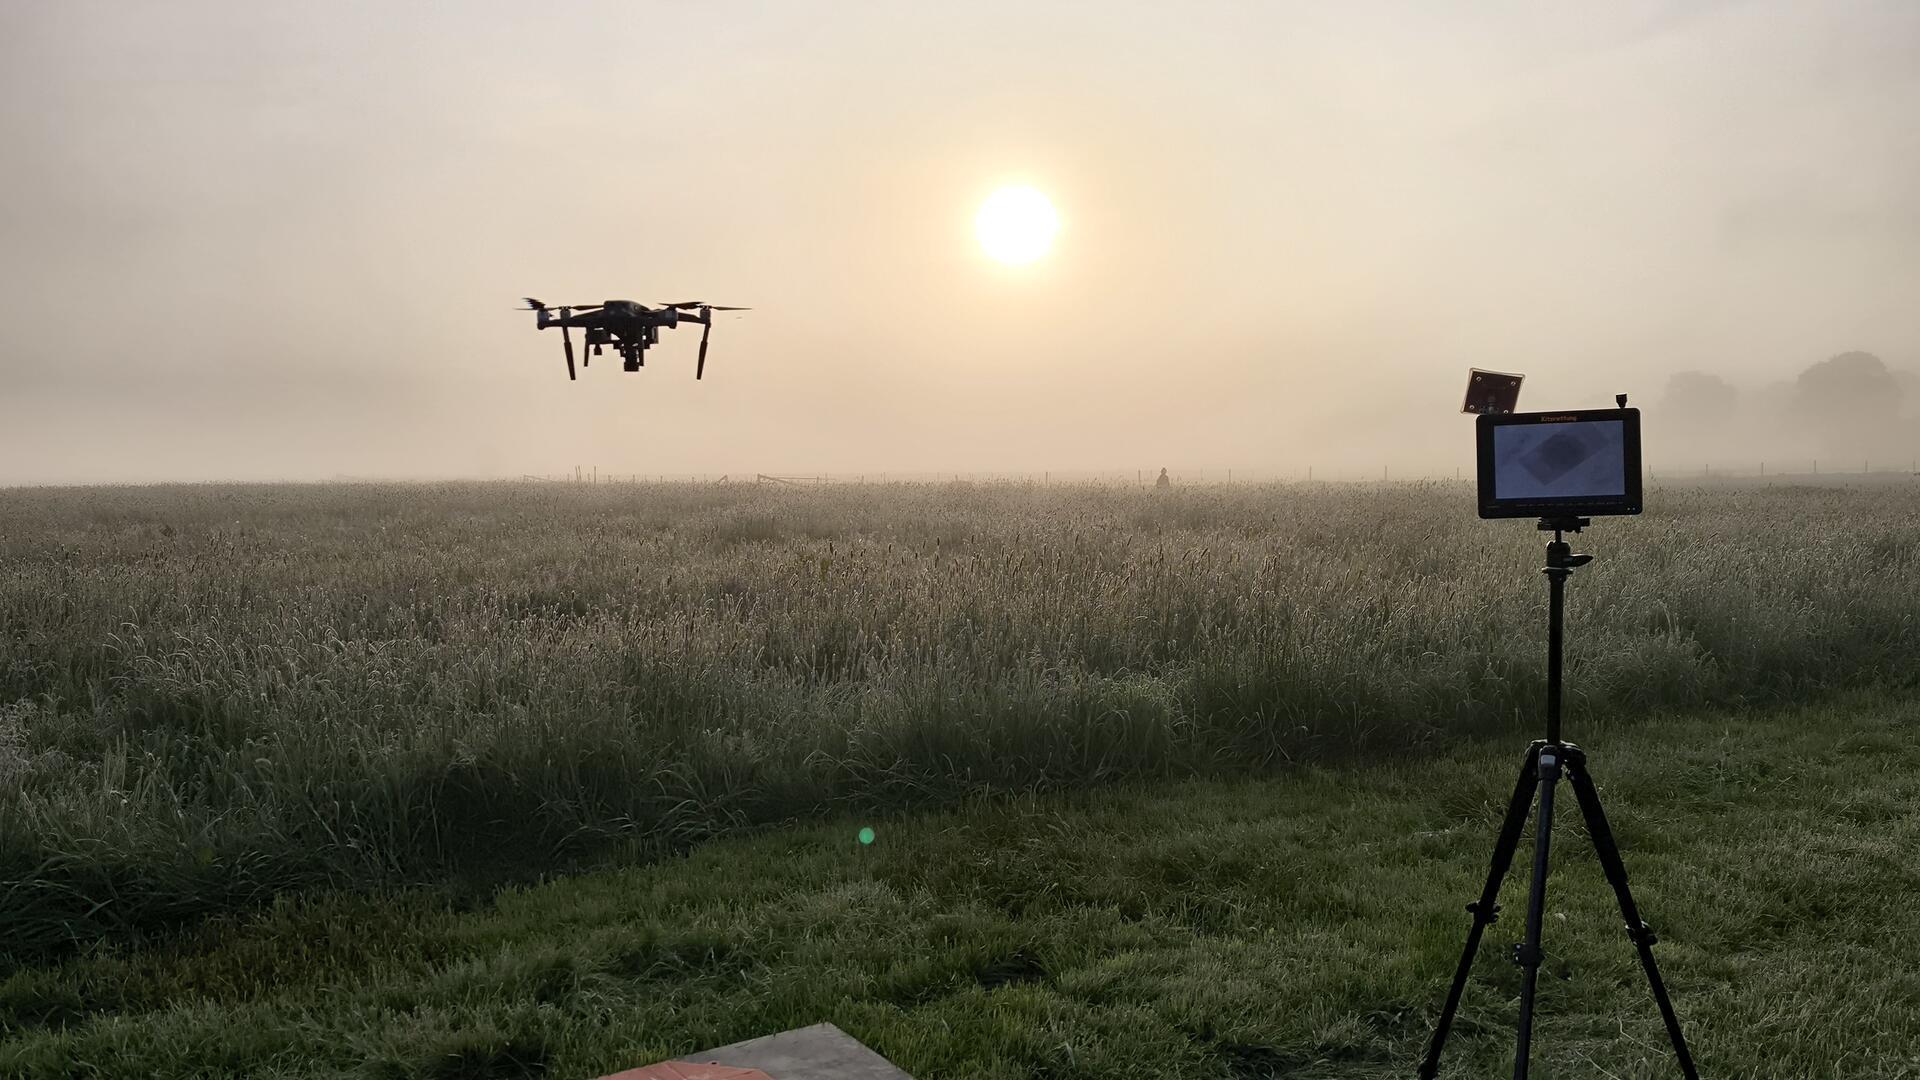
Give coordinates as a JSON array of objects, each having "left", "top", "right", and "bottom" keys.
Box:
[{"left": 2, "top": 479, "right": 1914, "bottom": 962}]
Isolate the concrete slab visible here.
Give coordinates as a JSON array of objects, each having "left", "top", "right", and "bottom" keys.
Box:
[
  {"left": 599, "top": 1065, "right": 770, "bottom": 1080},
  {"left": 598, "top": 1022, "right": 913, "bottom": 1080}
]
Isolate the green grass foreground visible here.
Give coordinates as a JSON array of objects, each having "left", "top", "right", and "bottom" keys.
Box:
[
  {"left": 4, "top": 693, "right": 1917, "bottom": 1078},
  {"left": 3, "top": 481, "right": 1917, "bottom": 959}
]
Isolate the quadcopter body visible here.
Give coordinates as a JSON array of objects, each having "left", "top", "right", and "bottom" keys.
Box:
[{"left": 522, "top": 298, "right": 748, "bottom": 380}]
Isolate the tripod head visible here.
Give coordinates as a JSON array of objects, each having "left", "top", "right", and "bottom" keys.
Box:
[{"left": 1537, "top": 517, "right": 1594, "bottom": 570}]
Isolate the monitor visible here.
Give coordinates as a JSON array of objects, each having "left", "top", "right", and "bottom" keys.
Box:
[{"left": 1477, "top": 408, "right": 1642, "bottom": 519}]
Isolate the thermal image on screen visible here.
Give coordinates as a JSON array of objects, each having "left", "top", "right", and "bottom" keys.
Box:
[{"left": 1492, "top": 421, "right": 1627, "bottom": 501}]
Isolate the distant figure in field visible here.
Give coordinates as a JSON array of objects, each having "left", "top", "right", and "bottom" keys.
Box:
[{"left": 1155, "top": 467, "right": 1171, "bottom": 489}]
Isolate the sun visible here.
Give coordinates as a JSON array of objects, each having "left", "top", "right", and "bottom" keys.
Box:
[{"left": 975, "top": 185, "right": 1059, "bottom": 265}]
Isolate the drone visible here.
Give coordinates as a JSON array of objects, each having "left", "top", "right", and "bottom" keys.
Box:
[{"left": 521, "top": 298, "right": 749, "bottom": 380}]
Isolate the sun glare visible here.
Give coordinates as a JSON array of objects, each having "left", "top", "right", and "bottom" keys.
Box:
[{"left": 975, "top": 186, "right": 1059, "bottom": 265}]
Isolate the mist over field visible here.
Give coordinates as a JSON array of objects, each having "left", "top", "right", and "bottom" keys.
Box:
[
  {"left": 3, "top": 0, "right": 1918, "bottom": 483},
  {"left": 9, "top": 8, "right": 1920, "bottom": 1074}
]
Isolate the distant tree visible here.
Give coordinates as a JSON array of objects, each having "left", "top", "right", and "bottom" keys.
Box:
[
  {"left": 1659, "top": 371, "right": 1738, "bottom": 425},
  {"left": 1750, "top": 379, "right": 1797, "bottom": 418},
  {"left": 1895, "top": 368, "right": 1920, "bottom": 418},
  {"left": 1793, "top": 351, "right": 1904, "bottom": 457}
]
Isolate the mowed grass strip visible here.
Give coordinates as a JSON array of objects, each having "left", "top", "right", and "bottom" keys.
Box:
[{"left": 4, "top": 693, "right": 1916, "bottom": 1079}]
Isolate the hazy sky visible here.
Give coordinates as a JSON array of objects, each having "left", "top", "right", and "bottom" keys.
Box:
[{"left": 4, "top": 0, "right": 1916, "bottom": 482}]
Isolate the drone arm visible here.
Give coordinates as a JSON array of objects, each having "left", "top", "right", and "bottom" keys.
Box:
[{"left": 536, "top": 305, "right": 604, "bottom": 327}]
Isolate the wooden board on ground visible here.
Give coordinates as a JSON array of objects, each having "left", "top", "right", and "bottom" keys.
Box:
[{"left": 598, "top": 1023, "right": 913, "bottom": 1080}]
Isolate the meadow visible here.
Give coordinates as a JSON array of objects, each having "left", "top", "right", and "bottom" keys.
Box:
[
  {"left": 6, "top": 694, "right": 1916, "bottom": 1077},
  {"left": 2, "top": 478, "right": 1915, "bottom": 969}
]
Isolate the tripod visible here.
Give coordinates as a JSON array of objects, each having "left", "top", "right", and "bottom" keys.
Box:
[{"left": 1419, "top": 518, "right": 1698, "bottom": 1080}]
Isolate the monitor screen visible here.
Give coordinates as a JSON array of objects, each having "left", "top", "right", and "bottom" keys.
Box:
[{"left": 1492, "top": 420, "right": 1626, "bottom": 501}]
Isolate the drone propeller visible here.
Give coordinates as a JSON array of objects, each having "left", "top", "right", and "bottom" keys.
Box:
[
  {"left": 526, "top": 300, "right": 605, "bottom": 314},
  {"left": 659, "top": 301, "right": 751, "bottom": 311}
]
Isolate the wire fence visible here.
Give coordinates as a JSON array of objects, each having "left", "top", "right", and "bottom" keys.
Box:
[{"left": 523, "top": 460, "right": 1920, "bottom": 487}]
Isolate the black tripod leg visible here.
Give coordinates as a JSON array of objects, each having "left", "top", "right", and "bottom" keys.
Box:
[
  {"left": 1419, "top": 742, "right": 1544, "bottom": 1080},
  {"left": 1563, "top": 752, "right": 1700, "bottom": 1080},
  {"left": 1512, "top": 743, "right": 1565, "bottom": 1080}
]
